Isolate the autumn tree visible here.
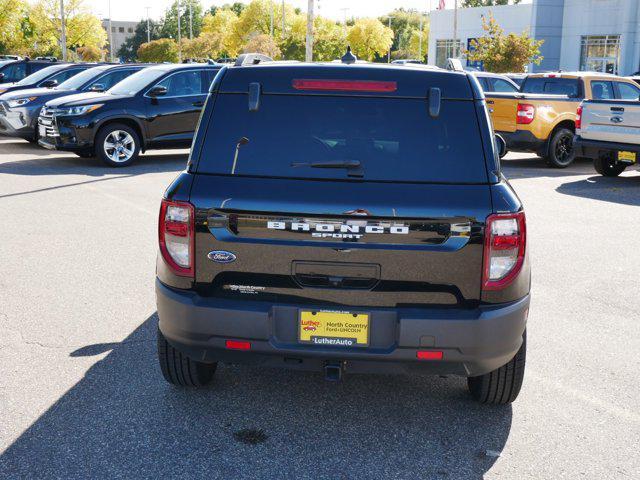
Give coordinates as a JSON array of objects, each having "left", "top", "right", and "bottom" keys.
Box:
[
  {"left": 201, "top": 8, "right": 239, "bottom": 57},
  {"left": 76, "top": 45, "right": 102, "bottom": 61},
  {"left": 161, "top": 0, "right": 204, "bottom": 40},
  {"left": 346, "top": 18, "right": 393, "bottom": 62},
  {"left": 137, "top": 38, "right": 179, "bottom": 63},
  {"left": 465, "top": 14, "right": 542, "bottom": 72},
  {"left": 182, "top": 34, "right": 224, "bottom": 61},
  {"left": 243, "top": 33, "right": 281, "bottom": 59},
  {"left": 407, "top": 22, "right": 429, "bottom": 61},
  {"left": 0, "top": 0, "right": 29, "bottom": 54},
  {"left": 28, "top": 0, "right": 106, "bottom": 57}
]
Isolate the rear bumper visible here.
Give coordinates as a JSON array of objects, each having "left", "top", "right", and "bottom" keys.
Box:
[
  {"left": 156, "top": 279, "right": 529, "bottom": 377},
  {"left": 498, "top": 129, "right": 546, "bottom": 153},
  {"left": 574, "top": 135, "right": 640, "bottom": 160}
]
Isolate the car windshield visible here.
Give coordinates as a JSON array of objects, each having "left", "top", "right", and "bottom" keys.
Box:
[
  {"left": 15, "top": 65, "right": 65, "bottom": 85},
  {"left": 58, "top": 66, "right": 108, "bottom": 90},
  {"left": 108, "top": 68, "right": 168, "bottom": 95},
  {"left": 196, "top": 94, "right": 489, "bottom": 184}
]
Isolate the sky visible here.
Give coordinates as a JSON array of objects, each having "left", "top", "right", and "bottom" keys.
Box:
[{"left": 86, "top": 0, "right": 529, "bottom": 23}]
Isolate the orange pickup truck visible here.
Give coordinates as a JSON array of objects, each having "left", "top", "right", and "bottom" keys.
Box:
[{"left": 486, "top": 72, "right": 640, "bottom": 167}]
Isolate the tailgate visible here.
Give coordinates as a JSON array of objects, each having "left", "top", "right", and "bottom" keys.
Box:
[
  {"left": 485, "top": 93, "right": 518, "bottom": 133},
  {"left": 581, "top": 100, "right": 640, "bottom": 144},
  {"left": 191, "top": 175, "right": 493, "bottom": 308}
]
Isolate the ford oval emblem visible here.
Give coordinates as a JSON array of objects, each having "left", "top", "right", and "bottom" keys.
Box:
[{"left": 208, "top": 250, "right": 237, "bottom": 263}]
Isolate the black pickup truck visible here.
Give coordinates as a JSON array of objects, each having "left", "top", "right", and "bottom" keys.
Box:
[{"left": 155, "top": 59, "right": 530, "bottom": 404}]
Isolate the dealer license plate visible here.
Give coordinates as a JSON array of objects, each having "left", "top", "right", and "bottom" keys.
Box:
[
  {"left": 618, "top": 151, "right": 637, "bottom": 164},
  {"left": 299, "top": 310, "right": 369, "bottom": 347}
]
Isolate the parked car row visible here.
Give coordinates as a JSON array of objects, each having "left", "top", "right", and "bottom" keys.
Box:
[{"left": 0, "top": 60, "right": 223, "bottom": 165}]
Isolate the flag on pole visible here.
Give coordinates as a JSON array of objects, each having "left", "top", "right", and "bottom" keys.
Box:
[{"left": 438, "top": 0, "right": 446, "bottom": 9}]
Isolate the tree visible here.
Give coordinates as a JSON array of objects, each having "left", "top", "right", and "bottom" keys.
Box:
[
  {"left": 243, "top": 33, "right": 281, "bottom": 59},
  {"left": 0, "top": 0, "right": 29, "bottom": 54},
  {"left": 182, "top": 34, "right": 224, "bottom": 60},
  {"left": 462, "top": 0, "right": 521, "bottom": 6},
  {"left": 137, "top": 38, "right": 179, "bottom": 63},
  {"left": 76, "top": 45, "right": 102, "bottom": 61},
  {"left": 407, "top": 22, "right": 429, "bottom": 62},
  {"left": 161, "top": 0, "right": 204, "bottom": 40},
  {"left": 208, "top": 2, "right": 245, "bottom": 17},
  {"left": 28, "top": 0, "right": 107, "bottom": 57},
  {"left": 346, "top": 18, "right": 393, "bottom": 62},
  {"left": 312, "top": 17, "right": 346, "bottom": 62},
  {"left": 117, "top": 19, "right": 162, "bottom": 61},
  {"left": 465, "top": 14, "right": 542, "bottom": 72},
  {"left": 201, "top": 8, "right": 238, "bottom": 57}
]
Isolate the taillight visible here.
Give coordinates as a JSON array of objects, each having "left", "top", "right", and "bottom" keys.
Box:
[
  {"left": 292, "top": 79, "right": 397, "bottom": 92},
  {"left": 516, "top": 103, "right": 535, "bottom": 124},
  {"left": 482, "top": 212, "right": 526, "bottom": 291},
  {"left": 575, "top": 104, "right": 583, "bottom": 130},
  {"left": 159, "top": 199, "right": 194, "bottom": 277}
]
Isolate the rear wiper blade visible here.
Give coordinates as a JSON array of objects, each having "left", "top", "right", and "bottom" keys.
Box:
[{"left": 291, "top": 160, "right": 364, "bottom": 177}]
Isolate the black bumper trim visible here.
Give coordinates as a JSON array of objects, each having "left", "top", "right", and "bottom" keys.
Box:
[
  {"left": 156, "top": 279, "right": 529, "bottom": 377},
  {"left": 574, "top": 135, "right": 640, "bottom": 159}
]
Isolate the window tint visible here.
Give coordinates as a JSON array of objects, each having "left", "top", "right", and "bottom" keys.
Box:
[
  {"left": 58, "top": 66, "right": 109, "bottom": 90},
  {"left": 45, "top": 68, "right": 84, "bottom": 85},
  {"left": 88, "top": 69, "right": 138, "bottom": 91},
  {"left": 615, "top": 82, "right": 640, "bottom": 100},
  {"left": 15, "top": 64, "right": 64, "bottom": 85},
  {"left": 491, "top": 78, "right": 518, "bottom": 93},
  {"left": 108, "top": 68, "right": 167, "bottom": 95},
  {"left": 591, "top": 81, "right": 614, "bottom": 99},
  {"left": 197, "top": 94, "right": 488, "bottom": 184},
  {"left": 522, "top": 77, "right": 580, "bottom": 96},
  {"left": 154, "top": 70, "right": 202, "bottom": 96},
  {"left": 1, "top": 62, "right": 26, "bottom": 82}
]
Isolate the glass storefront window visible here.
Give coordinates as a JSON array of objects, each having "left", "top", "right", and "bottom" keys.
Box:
[
  {"left": 580, "top": 35, "right": 620, "bottom": 74},
  {"left": 436, "top": 39, "right": 463, "bottom": 69}
]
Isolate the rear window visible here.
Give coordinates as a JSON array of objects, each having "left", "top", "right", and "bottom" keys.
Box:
[
  {"left": 521, "top": 77, "right": 580, "bottom": 97},
  {"left": 196, "top": 94, "right": 488, "bottom": 183}
]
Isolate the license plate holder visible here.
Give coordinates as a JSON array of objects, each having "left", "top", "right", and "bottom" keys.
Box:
[
  {"left": 299, "top": 310, "right": 369, "bottom": 348},
  {"left": 618, "top": 151, "right": 637, "bottom": 164}
]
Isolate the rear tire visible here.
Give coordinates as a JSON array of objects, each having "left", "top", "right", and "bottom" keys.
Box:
[
  {"left": 594, "top": 155, "right": 627, "bottom": 177},
  {"left": 545, "top": 128, "right": 575, "bottom": 168},
  {"left": 157, "top": 328, "right": 217, "bottom": 387},
  {"left": 95, "top": 123, "right": 140, "bottom": 167},
  {"left": 468, "top": 332, "right": 526, "bottom": 405}
]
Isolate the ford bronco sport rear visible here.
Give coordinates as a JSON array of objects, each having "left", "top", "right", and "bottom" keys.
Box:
[{"left": 155, "top": 61, "right": 530, "bottom": 404}]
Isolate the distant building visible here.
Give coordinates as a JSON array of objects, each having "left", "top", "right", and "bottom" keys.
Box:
[
  {"left": 101, "top": 20, "right": 138, "bottom": 59},
  {"left": 428, "top": 0, "right": 640, "bottom": 75}
]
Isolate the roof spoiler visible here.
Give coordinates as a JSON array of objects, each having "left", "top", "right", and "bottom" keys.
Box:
[
  {"left": 235, "top": 53, "right": 273, "bottom": 66},
  {"left": 446, "top": 58, "right": 464, "bottom": 72}
]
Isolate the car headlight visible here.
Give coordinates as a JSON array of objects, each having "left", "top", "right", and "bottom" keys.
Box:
[
  {"left": 57, "top": 104, "right": 103, "bottom": 116},
  {"left": 7, "top": 97, "right": 37, "bottom": 108}
]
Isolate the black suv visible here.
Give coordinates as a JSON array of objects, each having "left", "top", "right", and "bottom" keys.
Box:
[
  {"left": 0, "top": 64, "right": 145, "bottom": 142},
  {"left": 0, "top": 58, "right": 60, "bottom": 86},
  {"left": 0, "top": 63, "right": 92, "bottom": 98},
  {"left": 38, "top": 63, "right": 221, "bottom": 166},
  {"left": 155, "top": 61, "right": 530, "bottom": 404}
]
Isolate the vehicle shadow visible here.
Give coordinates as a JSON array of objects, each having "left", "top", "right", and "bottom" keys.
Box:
[
  {"left": 556, "top": 174, "right": 640, "bottom": 207},
  {"left": 501, "top": 156, "right": 596, "bottom": 179},
  {"left": 0, "top": 314, "right": 513, "bottom": 480},
  {"left": 0, "top": 147, "right": 188, "bottom": 177}
]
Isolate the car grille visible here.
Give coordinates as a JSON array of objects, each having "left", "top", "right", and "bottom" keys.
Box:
[{"left": 38, "top": 106, "right": 60, "bottom": 137}]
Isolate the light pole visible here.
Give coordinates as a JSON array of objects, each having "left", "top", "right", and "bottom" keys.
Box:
[
  {"left": 189, "top": 1, "right": 193, "bottom": 40},
  {"left": 305, "top": 0, "right": 314, "bottom": 62},
  {"left": 177, "top": 1, "right": 182, "bottom": 62},
  {"left": 145, "top": 6, "right": 151, "bottom": 43},
  {"left": 387, "top": 15, "right": 393, "bottom": 63},
  {"left": 108, "top": 0, "right": 113, "bottom": 62},
  {"left": 60, "top": 0, "right": 67, "bottom": 61},
  {"left": 270, "top": 2, "right": 274, "bottom": 37}
]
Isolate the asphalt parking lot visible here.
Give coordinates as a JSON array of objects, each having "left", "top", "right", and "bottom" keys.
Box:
[{"left": 0, "top": 138, "right": 639, "bottom": 479}]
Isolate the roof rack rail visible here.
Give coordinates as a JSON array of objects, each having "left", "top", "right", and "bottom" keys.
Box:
[{"left": 234, "top": 53, "right": 273, "bottom": 66}]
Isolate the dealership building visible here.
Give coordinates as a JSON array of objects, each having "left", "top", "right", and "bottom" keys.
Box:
[{"left": 428, "top": 0, "right": 640, "bottom": 75}]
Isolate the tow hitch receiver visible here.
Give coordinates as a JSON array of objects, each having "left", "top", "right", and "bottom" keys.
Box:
[{"left": 324, "top": 361, "right": 344, "bottom": 382}]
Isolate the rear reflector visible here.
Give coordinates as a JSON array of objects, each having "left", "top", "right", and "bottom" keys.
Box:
[
  {"left": 417, "top": 350, "right": 443, "bottom": 360},
  {"left": 292, "top": 79, "right": 397, "bottom": 92},
  {"left": 226, "top": 340, "right": 251, "bottom": 350}
]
